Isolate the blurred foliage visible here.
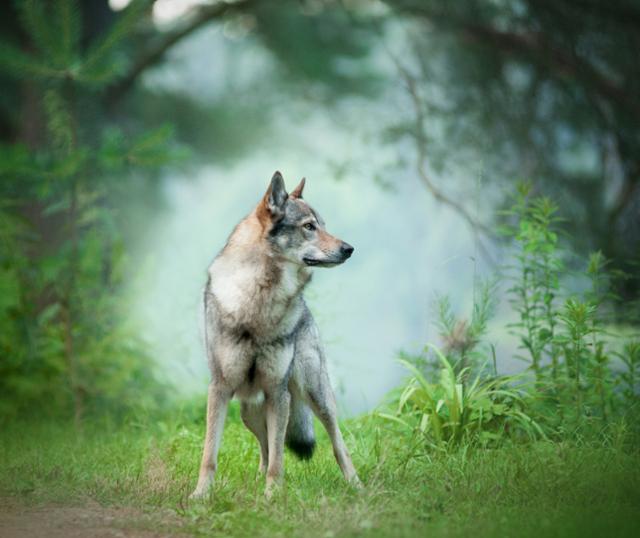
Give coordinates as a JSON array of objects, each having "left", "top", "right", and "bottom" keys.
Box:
[
  {"left": 1, "top": 0, "right": 639, "bottom": 422},
  {"left": 435, "top": 279, "right": 497, "bottom": 378},
  {"left": 387, "top": 186, "right": 640, "bottom": 447},
  {"left": 0, "top": 0, "right": 381, "bottom": 422},
  {"left": 251, "top": 0, "right": 379, "bottom": 97},
  {"left": 381, "top": 0, "right": 640, "bottom": 299},
  {"left": 501, "top": 185, "right": 639, "bottom": 433},
  {"left": 0, "top": 1, "right": 178, "bottom": 422}
]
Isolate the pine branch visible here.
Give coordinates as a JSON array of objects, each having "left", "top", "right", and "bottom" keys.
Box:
[
  {"left": 56, "top": 0, "right": 81, "bottom": 66},
  {"left": 105, "top": 0, "right": 257, "bottom": 104},
  {"left": 78, "top": 0, "right": 152, "bottom": 85},
  {"left": 0, "top": 41, "right": 68, "bottom": 80},
  {"left": 17, "top": 0, "right": 58, "bottom": 60}
]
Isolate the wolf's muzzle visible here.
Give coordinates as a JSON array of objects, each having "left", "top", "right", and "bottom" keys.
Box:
[{"left": 303, "top": 242, "right": 354, "bottom": 267}]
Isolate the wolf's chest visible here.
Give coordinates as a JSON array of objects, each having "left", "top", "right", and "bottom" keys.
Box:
[
  {"left": 211, "top": 309, "right": 300, "bottom": 396},
  {"left": 208, "top": 260, "right": 305, "bottom": 333}
]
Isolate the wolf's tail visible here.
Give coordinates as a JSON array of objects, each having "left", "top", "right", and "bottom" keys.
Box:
[{"left": 286, "top": 394, "right": 316, "bottom": 460}]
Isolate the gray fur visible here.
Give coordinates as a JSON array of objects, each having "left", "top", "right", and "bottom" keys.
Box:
[{"left": 190, "top": 172, "right": 360, "bottom": 500}]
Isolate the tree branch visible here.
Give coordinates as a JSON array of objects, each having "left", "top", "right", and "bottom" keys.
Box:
[
  {"left": 394, "top": 4, "right": 640, "bottom": 122},
  {"left": 457, "top": 23, "right": 640, "bottom": 122},
  {"left": 386, "top": 47, "right": 497, "bottom": 264},
  {"left": 105, "top": 0, "right": 257, "bottom": 105},
  {"left": 392, "top": 2, "right": 640, "bottom": 226},
  {"left": 532, "top": 0, "right": 640, "bottom": 29}
]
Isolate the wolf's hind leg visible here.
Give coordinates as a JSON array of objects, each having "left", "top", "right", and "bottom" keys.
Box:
[
  {"left": 241, "top": 401, "right": 269, "bottom": 474},
  {"left": 308, "top": 376, "right": 360, "bottom": 485},
  {"left": 191, "top": 382, "right": 231, "bottom": 499}
]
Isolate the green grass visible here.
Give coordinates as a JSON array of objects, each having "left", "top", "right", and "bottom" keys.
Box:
[{"left": 1, "top": 402, "right": 639, "bottom": 537}]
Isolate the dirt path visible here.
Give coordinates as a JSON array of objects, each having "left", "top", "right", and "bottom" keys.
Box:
[{"left": 0, "top": 499, "right": 185, "bottom": 538}]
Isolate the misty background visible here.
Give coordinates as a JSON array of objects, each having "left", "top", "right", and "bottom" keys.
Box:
[
  {"left": 129, "top": 20, "right": 494, "bottom": 414},
  {"left": 1, "top": 0, "right": 637, "bottom": 421}
]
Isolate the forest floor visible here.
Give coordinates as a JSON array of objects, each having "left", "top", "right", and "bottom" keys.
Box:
[
  {"left": 2, "top": 403, "right": 640, "bottom": 538},
  {"left": 0, "top": 497, "right": 185, "bottom": 538}
]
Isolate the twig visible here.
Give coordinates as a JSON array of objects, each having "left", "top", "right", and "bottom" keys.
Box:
[
  {"left": 106, "top": 0, "right": 257, "bottom": 104},
  {"left": 386, "top": 45, "right": 497, "bottom": 264}
]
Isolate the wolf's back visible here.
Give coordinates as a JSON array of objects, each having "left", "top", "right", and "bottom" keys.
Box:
[{"left": 286, "top": 393, "right": 316, "bottom": 459}]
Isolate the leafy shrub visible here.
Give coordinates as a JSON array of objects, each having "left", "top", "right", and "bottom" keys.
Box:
[
  {"left": 381, "top": 345, "right": 542, "bottom": 447},
  {"left": 385, "top": 182, "right": 640, "bottom": 447},
  {"left": 502, "top": 184, "right": 639, "bottom": 434}
]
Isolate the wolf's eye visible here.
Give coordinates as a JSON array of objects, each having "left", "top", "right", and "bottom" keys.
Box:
[{"left": 303, "top": 222, "right": 316, "bottom": 231}]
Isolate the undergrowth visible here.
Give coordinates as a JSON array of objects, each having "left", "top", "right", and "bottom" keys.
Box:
[
  {"left": 2, "top": 184, "right": 639, "bottom": 537},
  {"left": 384, "top": 183, "right": 640, "bottom": 447},
  {"left": 1, "top": 404, "right": 639, "bottom": 538}
]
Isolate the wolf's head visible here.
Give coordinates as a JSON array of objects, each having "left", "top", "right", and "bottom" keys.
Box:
[{"left": 256, "top": 171, "right": 354, "bottom": 268}]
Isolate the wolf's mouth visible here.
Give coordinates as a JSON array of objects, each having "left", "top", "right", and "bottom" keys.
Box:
[{"left": 303, "top": 257, "right": 342, "bottom": 267}]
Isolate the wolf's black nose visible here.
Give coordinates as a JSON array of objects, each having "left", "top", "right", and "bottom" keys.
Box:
[{"left": 341, "top": 242, "right": 354, "bottom": 258}]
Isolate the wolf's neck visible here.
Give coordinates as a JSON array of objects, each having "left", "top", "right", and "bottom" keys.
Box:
[
  {"left": 208, "top": 247, "right": 310, "bottom": 332},
  {"left": 264, "top": 255, "right": 311, "bottom": 303}
]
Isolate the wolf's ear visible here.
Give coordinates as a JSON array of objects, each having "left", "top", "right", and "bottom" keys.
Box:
[
  {"left": 290, "top": 177, "right": 305, "bottom": 199},
  {"left": 264, "top": 171, "right": 288, "bottom": 218}
]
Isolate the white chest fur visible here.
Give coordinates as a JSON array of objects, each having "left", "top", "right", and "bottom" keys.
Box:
[{"left": 207, "top": 249, "right": 308, "bottom": 336}]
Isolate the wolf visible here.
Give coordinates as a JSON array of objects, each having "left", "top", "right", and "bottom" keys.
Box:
[{"left": 191, "top": 171, "right": 360, "bottom": 499}]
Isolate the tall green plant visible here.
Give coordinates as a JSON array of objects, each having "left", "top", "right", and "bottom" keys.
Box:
[
  {"left": 501, "top": 183, "right": 563, "bottom": 383},
  {"left": 556, "top": 299, "right": 596, "bottom": 425},
  {"left": 584, "top": 252, "right": 617, "bottom": 423},
  {"left": 388, "top": 184, "right": 638, "bottom": 446}
]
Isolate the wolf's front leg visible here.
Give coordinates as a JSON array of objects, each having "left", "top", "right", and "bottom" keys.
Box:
[
  {"left": 264, "top": 388, "right": 291, "bottom": 498},
  {"left": 191, "top": 382, "right": 231, "bottom": 499}
]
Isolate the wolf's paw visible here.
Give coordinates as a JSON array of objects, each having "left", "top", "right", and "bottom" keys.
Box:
[
  {"left": 190, "top": 471, "right": 214, "bottom": 500},
  {"left": 349, "top": 475, "right": 363, "bottom": 490},
  {"left": 189, "top": 482, "right": 213, "bottom": 501},
  {"left": 189, "top": 489, "right": 209, "bottom": 501},
  {"left": 264, "top": 484, "right": 275, "bottom": 500},
  {"left": 264, "top": 479, "right": 282, "bottom": 500}
]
